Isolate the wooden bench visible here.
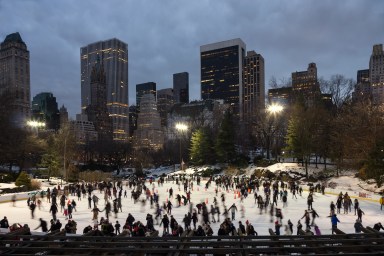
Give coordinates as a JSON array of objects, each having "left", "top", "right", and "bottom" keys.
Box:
[{"left": 172, "top": 230, "right": 194, "bottom": 256}]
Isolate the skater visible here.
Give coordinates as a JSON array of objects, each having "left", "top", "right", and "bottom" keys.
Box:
[
  {"left": 331, "top": 214, "right": 340, "bottom": 234},
  {"left": 34, "top": 218, "right": 48, "bottom": 232},
  {"left": 275, "top": 220, "right": 282, "bottom": 235},
  {"left": 287, "top": 219, "right": 293, "bottom": 234},
  {"left": 115, "top": 221, "right": 121, "bottom": 235},
  {"left": 92, "top": 206, "right": 102, "bottom": 220},
  {"left": 357, "top": 207, "right": 365, "bottom": 222},
  {"left": 30, "top": 201, "right": 36, "bottom": 219},
  {"left": 354, "top": 199, "right": 359, "bottom": 215},
  {"left": 49, "top": 203, "right": 58, "bottom": 221},
  {"left": 160, "top": 214, "right": 170, "bottom": 235},
  {"left": 229, "top": 203, "right": 238, "bottom": 220},
  {"left": 297, "top": 220, "right": 303, "bottom": 235},
  {"left": 310, "top": 209, "right": 319, "bottom": 226},
  {"left": 301, "top": 210, "right": 311, "bottom": 230}
]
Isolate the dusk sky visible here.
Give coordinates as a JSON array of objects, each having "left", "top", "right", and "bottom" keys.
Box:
[{"left": 1, "top": 0, "right": 383, "bottom": 118}]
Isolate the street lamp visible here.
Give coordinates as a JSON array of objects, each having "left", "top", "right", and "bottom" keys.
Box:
[
  {"left": 27, "top": 120, "right": 46, "bottom": 136},
  {"left": 175, "top": 123, "right": 188, "bottom": 171},
  {"left": 267, "top": 103, "right": 283, "bottom": 115},
  {"left": 266, "top": 104, "right": 284, "bottom": 160}
]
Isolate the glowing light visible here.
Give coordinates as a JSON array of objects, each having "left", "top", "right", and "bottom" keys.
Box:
[
  {"left": 27, "top": 120, "right": 46, "bottom": 128},
  {"left": 175, "top": 123, "right": 188, "bottom": 131},
  {"left": 267, "top": 104, "right": 283, "bottom": 114}
]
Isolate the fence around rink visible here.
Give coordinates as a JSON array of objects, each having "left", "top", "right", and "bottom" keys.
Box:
[{"left": 0, "top": 229, "right": 384, "bottom": 255}]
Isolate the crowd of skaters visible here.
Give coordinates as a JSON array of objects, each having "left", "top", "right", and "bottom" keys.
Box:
[{"left": 3, "top": 173, "right": 384, "bottom": 237}]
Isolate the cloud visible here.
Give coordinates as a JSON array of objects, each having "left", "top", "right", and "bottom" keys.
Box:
[{"left": 1, "top": 0, "right": 383, "bottom": 118}]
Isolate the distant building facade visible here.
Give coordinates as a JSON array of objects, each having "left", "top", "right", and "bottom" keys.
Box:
[
  {"left": 59, "top": 105, "right": 69, "bottom": 127},
  {"left": 243, "top": 50, "right": 265, "bottom": 122},
  {"left": 291, "top": 63, "right": 321, "bottom": 105},
  {"left": 85, "top": 58, "right": 113, "bottom": 142},
  {"left": 268, "top": 87, "right": 292, "bottom": 108},
  {"left": 157, "top": 88, "right": 174, "bottom": 127},
  {"left": 81, "top": 38, "right": 129, "bottom": 141},
  {"left": 0, "top": 32, "right": 30, "bottom": 126},
  {"left": 136, "top": 82, "right": 156, "bottom": 112},
  {"left": 128, "top": 105, "right": 138, "bottom": 137},
  {"left": 200, "top": 38, "right": 246, "bottom": 115},
  {"left": 173, "top": 72, "right": 189, "bottom": 103},
  {"left": 70, "top": 114, "right": 98, "bottom": 144},
  {"left": 31, "top": 92, "right": 60, "bottom": 130},
  {"left": 369, "top": 44, "right": 384, "bottom": 105},
  {"left": 268, "top": 63, "right": 332, "bottom": 109},
  {"left": 133, "top": 94, "right": 164, "bottom": 150},
  {"left": 353, "top": 69, "right": 371, "bottom": 102},
  {"left": 352, "top": 44, "right": 384, "bottom": 104}
]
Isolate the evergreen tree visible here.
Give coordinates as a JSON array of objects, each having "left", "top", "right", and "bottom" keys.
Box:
[
  {"left": 215, "top": 110, "right": 236, "bottom": 163},
  {"left": 190, "top": 127, "right": 215, "bottom": 165},
  {"left": 39, "top": 136, "right": 61, "bottom": 180},
  {"left": 15, "top": 171, "right": 32, "bottom": 189},
  {"left": 285, "top": 102, "right": 316, "bottom": 178}
]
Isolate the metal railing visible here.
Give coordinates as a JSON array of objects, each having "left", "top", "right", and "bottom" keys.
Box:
[{"left": 0, "top": 228, "right": 383, "bottom": 255}]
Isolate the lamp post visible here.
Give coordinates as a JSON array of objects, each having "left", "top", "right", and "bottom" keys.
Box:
[
  {"left": 175, "top": 123, "right": 188, "bottom": 171},
  {"left": 266, "top": 104, "right": 284, "bottom": 160}
]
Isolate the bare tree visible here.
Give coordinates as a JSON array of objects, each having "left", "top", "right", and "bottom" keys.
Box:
[
  {"left": 269, "top": 76, "right": 292, "bottom": 89},
  {"left": 319, "top": 74, "right": 355, "bottom": 110}
]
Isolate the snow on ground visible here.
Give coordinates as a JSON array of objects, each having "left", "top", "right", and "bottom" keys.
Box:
[{"left": 0, "top": 164, "right": 383, "bottom": 236}]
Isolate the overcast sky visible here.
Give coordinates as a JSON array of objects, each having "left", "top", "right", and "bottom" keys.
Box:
[{"left": 1, "top": 0, "right": 383, "bottom": 118}]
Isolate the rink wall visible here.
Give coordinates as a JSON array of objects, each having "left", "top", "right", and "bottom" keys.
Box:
[{"left": 0, "top": 187, "right": 381, "bottom": 204}]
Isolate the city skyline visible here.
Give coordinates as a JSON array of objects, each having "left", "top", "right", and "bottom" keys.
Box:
[{"left": 0, "top": 0, "right": 383, "bottom": 118}]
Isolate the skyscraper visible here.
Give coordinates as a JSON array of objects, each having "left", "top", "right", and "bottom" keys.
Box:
[
  {"left": 136, "top": 82, "right": 156, "bottom": 111},
  {"left": 369, "top": 44, "right": 384, "bottom": 105},
  {"left": 85, "top": 58, "right": 113, "bottom": 142},
  {"left": 31, "top": 92, "right": 60, "bottom": 130},
  {"left": 81, "top": 38, "right": 129, "bottom": 141},
  {"left": 157, "top": 88, "right": 174, "bottom": 127},
  {"left": 200, "top": 38, "right": 246, "bottom": 115},
  {"left": 173, "top": 72, "right": 189, "bottom": 103},
  {"left": 0, "top": 32, "right": 30, "bottom": 126},
  {"left": 243, "top": 50, "right": 265, "bottom": 120}
]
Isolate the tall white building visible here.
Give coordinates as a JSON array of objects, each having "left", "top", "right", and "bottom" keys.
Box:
[{"left": 133, "top": 94, "right": 164, "bottom": 150}]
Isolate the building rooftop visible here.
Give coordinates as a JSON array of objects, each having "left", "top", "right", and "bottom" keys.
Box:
[{"left": 2, "top": 32, "right": 26, "bottom": 46}]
